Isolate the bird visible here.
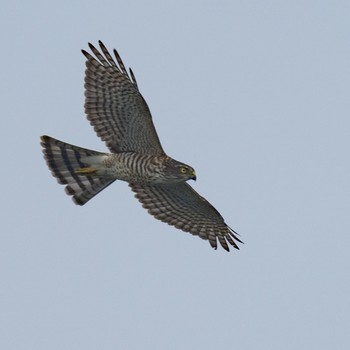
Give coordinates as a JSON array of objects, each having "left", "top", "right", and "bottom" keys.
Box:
[{"left": 40, "top": 41, "right": 242, "bottom": 251}]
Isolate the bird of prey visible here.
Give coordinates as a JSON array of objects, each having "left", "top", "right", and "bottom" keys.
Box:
[{"left": 40, "top": 41, "right": 242, "bottom": 251}]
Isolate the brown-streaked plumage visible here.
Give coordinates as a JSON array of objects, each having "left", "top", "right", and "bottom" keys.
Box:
[{"left": 40, "top": 41, "right": 242, "bottom": 251}]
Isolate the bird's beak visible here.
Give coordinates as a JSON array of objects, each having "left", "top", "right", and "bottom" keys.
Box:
[{"left": 191, "top": 171, "right": 197, "bottom": 181}]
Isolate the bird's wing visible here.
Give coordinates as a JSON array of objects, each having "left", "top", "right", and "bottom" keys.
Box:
[
  {"left": 82, "top": 41, "right": 165, "bottom": 155},
  {"left": 130, "top": 182, "right": 242, "bottom": 251}
]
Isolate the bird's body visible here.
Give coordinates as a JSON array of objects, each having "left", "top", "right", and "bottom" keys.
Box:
[
  {"left": 41, "top": 41, "right": 242, "bottom": 251},
  {"left": 43, "top": 139, "right": 194, "bottom": 184},
  {"left": 94, "top": 152, "right": 171, "bottom": 183}
]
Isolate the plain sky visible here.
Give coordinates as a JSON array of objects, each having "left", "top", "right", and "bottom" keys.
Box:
[{"left": 1, "top": 1, "right": 350, "bottom": 349}]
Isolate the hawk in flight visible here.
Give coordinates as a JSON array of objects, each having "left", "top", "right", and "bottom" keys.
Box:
[{"left": 41, "top": 41, "right": 242, "bottom": 251}]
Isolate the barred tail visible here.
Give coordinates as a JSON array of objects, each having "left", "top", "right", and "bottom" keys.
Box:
[{"left": 40, "top": 135, "right": 116, "bottom": 205}]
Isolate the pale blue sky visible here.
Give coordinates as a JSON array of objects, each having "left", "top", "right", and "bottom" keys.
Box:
[{"left": 1, "top": 1, "right": 350, "bottom": 349}]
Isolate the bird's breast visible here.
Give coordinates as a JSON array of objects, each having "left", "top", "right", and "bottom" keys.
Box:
[{"left": 103, "top": 153, "right": 167, "bottom": 183}]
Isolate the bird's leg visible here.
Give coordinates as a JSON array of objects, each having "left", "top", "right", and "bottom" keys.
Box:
[{"left": 74, "top": 167, "right": 98, "bottom": 174}]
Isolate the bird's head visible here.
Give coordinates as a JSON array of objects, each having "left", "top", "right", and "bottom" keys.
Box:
[{"left": 164, "top": 158, "right": 196, "bottom": 182}]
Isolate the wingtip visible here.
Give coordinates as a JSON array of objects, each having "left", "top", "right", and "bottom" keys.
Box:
[
  {"left": 81, "top": 49, "right": 91, "bottom": 59},
  {"left": 87, "top": 42, "right": 97, "bottom": 53},
  {"left": 222, "top": 245, "right": 229, "bottom": 252},
  {"left": 40, "top": 135, "right": 51, "bottom": 145}
]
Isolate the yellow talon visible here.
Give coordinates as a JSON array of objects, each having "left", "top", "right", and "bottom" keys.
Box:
[{"left": 75, "top": 167, "right": 97, "bottom": 174}]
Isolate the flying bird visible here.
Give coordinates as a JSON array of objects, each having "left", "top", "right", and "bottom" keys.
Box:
[{"left": 40, "top": 41, "right": 242, "bottom": 251}]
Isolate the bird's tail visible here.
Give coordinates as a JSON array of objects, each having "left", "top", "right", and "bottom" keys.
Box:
[{"left": 40, "top": 135, "right": 116, "bottom": 205}]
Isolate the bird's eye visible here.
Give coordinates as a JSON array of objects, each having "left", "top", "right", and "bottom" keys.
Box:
[{"left": 180, "top": 166, "right": 187, "bottom": 174}]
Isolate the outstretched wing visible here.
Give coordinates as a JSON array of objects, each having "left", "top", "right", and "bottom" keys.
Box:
[
  {"left": 82, "top": 41, "right": 165, "bottom": 155},
  {"left": 130, "top": 183, "right": 242, "bottom": 251}
]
